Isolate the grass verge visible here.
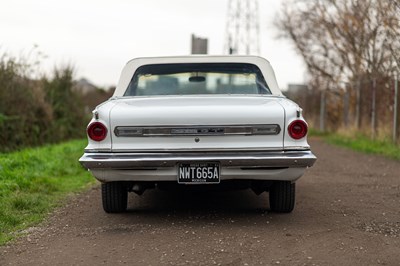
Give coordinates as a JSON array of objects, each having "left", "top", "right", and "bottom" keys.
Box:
[
  {"left": 310, "top": 129, "right": 400, "bottom": 160},
  {"left": 0, "top": 139, "right": 94, "bottom": 245}
]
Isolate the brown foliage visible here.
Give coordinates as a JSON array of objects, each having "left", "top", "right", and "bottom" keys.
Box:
[
  {"left": 277, "top": 0, "right": 399, "bottom": 83},
  {"left": 277, "top": 0, "right": 400, "bottom": 137}
]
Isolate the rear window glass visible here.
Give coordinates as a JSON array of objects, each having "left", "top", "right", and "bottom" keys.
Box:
[{"left": 124, "top": 63, "right": 271, "bottom": 96}]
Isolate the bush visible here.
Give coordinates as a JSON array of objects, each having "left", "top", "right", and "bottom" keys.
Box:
[
  {"left": 0, "top": 54, "right": 53, "bottom": 151},
  {"left": 0, "top": 52, "right": 95, "bottom": 152},
  {"left": 43, "top": 66, "right": 88, "bottom": 142}
]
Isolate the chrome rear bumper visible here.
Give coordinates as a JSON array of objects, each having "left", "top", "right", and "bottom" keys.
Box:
[{"left": 79, "top": 150, "right": 316, "bottom": 170}]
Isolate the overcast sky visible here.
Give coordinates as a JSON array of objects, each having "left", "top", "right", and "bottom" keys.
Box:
[{"left": 0, "top": 0, "right": 306, "bottom": 89}]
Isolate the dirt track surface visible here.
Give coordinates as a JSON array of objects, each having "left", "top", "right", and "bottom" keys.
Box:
[{"left": 1, "top": 138, "right": 400, "bottom": 265}]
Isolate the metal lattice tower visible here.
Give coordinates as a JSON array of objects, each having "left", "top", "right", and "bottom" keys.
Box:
[{"left": 224, "top": 0, "right": 260, "bottom": 55}]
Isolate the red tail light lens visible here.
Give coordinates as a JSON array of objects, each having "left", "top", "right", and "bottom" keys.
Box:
[
  {"left": 288, "top": 120, "right": 308, "bottom": 140},
  {"left": 87, "top": 122, "right": 107, "bottom": 141}
]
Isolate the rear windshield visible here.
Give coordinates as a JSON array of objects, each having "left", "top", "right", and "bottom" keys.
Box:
[{"left": 124, "top": 63, "right": 271, "bottom": 96}]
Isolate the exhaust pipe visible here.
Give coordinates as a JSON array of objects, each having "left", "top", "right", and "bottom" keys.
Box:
[
  {"left": 131, "top": 183, "right": 145, "bottom": 195},
  {"left": 251, "top": 180, "right": 273, "bottom": 195},
  {"left": 130, "top": 182, "right": 155, "bottom": 195}
]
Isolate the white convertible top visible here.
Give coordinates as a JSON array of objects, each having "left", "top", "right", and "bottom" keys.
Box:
[{"left": 113, "top": 55, "right": 283, "bottom": 96}]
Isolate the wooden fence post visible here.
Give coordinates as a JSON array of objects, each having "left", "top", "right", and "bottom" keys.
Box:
[
  {"left": 320, "top": 90, "right": 326, "bottom": 132},
  {"left": 343, "top": 85, "right": 349, "bottom": 127},
  {"left": 356, "top": 80, "right": 361, "bottom": 129},
  {"left": 371, "top": 79, "right": 376, "bottom": 139},
  {"left": 394, "top": 77, "right": 398, "bottom": 143}
]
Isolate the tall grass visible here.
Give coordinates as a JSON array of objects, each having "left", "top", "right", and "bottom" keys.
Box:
[
  {"left": 309, "top": 129, "right": 400, "bottom": 160},
  {"left": 0, "top": 139, "right": 94, "bottom": 245},
  {"left": 326, "top": 134, "right": 400, "bottom": 160}
]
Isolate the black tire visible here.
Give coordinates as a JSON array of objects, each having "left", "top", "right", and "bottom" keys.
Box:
[
  {"left": 101, "top": 182, "right": 128, "bottom": 213},
  {"left": 269, "top": 181, "right": 295, "bottom": 213}
]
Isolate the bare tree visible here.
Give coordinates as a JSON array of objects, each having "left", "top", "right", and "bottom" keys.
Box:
[
  {"left": 277, "top": 0, "right": 400, "bottom": 135},
  {"left": 276, "top": 0, "right": 400, "bottom": 84}
]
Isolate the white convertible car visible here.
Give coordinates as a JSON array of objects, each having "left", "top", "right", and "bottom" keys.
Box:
[{"left": 80, "top": 56, "right": 316, "bottom": 213}]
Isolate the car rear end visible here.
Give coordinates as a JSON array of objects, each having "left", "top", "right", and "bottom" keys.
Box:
[{"left": 79, "top": 56, "right": 316, "bottom": 213}]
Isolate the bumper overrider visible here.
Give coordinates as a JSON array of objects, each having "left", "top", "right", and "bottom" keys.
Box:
[{"left": 79, "top": 150, "right": 316, "bottom": 182}]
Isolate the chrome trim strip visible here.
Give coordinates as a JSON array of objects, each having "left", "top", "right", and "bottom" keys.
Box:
[
  {"left": 84, "top": 147, "right": 295, "bottom": 153},
  {"left": 84, "top": 146, "right": 310, "bottom": 153},
  {"left": 79, "top": 150, "right": 316, "bottom": 170},
  {"left": 84, "top": 147, "right": 311, "bottom": 153},
  {"left": 114, "top": 124, "right": 281, "bottom": 137}
]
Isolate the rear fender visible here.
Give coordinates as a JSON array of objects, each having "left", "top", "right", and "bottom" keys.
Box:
[
  {"left": 279, "top": 99, "right": 310, "bottom": 150},
  {"left": 84, "top": 100, "right": 116, "bottom": 152}
]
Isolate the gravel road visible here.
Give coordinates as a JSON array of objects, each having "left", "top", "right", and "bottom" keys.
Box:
[{"left": 1, "top": 138, "right": 400, "bottom": 265}]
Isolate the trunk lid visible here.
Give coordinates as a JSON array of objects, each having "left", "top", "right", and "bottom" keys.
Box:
[{"left": 109, "top": 96, "right": 285, "bottom": 151}]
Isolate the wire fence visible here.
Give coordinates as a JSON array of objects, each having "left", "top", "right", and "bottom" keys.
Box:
[{"left": 286, "top": 77, "right": 399, "bottom": 143}]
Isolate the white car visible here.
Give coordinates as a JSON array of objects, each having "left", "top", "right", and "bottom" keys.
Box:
[{"left": 79, "top": 56, "right": 316, "bottom": 213}]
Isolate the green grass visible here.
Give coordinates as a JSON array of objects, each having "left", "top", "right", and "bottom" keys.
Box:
[
  {"left": 0, "top": 139, "right": 94, "bottom": 245},
  {"left": 310, "top": 129, "right": 400, "bottom": 160}
]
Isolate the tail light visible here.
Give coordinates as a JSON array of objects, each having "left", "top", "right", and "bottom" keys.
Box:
[
  {"left": 288, "top": 120, "right": 308, "bottom": 140},
  {"left": 87, "top": 122, "right": 107, "bottom": 141}
]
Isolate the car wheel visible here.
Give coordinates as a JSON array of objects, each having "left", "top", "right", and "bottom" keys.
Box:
[
  {"left": 269, "top": 181, "right": 295, "bottom": 213},
  {"left": 101, "top": 182, "right": 128, "bottom": 213}
]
